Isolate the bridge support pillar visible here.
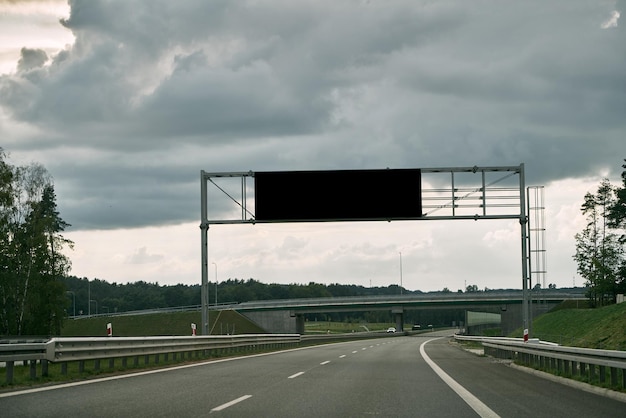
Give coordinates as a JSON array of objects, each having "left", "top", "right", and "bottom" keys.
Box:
[{"left": 392, "top": 307, "right": 404, "bottom": 332}]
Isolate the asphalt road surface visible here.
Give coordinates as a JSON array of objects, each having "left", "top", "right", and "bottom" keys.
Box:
[{"left": 1, "top": 331, "right": 624, "bottom": 417}]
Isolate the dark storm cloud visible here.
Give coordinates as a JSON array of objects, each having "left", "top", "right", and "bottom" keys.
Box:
[{"left": 0, "top": 0, "right": 624, "bottom": 230}]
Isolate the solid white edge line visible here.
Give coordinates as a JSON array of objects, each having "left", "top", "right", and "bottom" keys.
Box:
[
  {"left": 420, "top": 338, "right": 500, "bottom": 418},
  {"left": 211, "top": 395, "right": 252, "bottom": 412}
]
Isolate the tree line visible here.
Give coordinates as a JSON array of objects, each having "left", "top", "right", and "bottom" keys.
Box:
[
  {"left": 574, "top": 159, "right": 626, "bottom": 306},
  {"left": 61, "top": 276, "right": 471, "bottom": 327},
  {"left": 61, "top": 275, "right": 421, "bottom": 316}
]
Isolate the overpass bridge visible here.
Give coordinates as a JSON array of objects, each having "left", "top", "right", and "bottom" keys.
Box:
[{"left": 229, "top": 290, "right": 585, "bottom": 335}]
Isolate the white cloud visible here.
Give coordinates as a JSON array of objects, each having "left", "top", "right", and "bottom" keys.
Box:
[
  {"left": 126, "top": 247, "right": 164, "bottom": 265},
  {"left": 601, "top": 10, "right": 620, "bottom": 28}
]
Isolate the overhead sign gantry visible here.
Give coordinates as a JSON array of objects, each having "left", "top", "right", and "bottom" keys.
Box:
[{"left": 200, "top": 165, "right": 532, "bottom": 336}]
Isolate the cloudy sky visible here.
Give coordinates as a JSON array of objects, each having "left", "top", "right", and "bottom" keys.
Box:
[{"left": 1, "top": 0, "right": 624, "bottom": 294}]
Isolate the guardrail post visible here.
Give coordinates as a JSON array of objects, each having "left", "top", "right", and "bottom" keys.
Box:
[
  {"left": 109, "top": 358, "right": 115, "bottom": 369},
  {"left": 29, "top": 360, "right": 37, "bottom": 379},
  {"left": 94, "top": 359, "right": 100, "bottom": 371},
  {"left": 599, "top": 365, "right": 606, "bottom": 383},
  {"left": 41, "top": 359, "right": 49, "bottom": 377},
  {"left": 61, "top": 362, "right": 68, "bottom": 375},
  {"left": 6, "top": 361, "right": 14, "bottom": 384},
  {"left": 579, "top": 362, "right": 586, "bottom": 378},
  {"left": 610, "top": 367, "right": 617, "bottom": 387}
]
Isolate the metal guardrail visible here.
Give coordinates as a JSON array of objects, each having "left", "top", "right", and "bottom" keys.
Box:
[
  {"left": 454, "top": 335, "right": 626, "bottom": 390},
  {"left": 0, "top": 330, "right": 410, "bottom": 385},
  {"left": 1, "top": 334, "right": 300, "bottom": 384}
]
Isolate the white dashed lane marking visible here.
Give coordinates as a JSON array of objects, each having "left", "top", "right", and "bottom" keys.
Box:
[{"left": 211, "top": 395, "right": 253, "bottom": 412}]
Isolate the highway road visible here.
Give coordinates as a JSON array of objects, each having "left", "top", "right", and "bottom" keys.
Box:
[{"left": 1, "top": 332, "right": 624, "bottom": 417}]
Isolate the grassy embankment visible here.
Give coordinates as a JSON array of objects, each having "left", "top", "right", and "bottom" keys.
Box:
[
  {"left": 510, "top": 301, "right": 626, "bottom": 351},
  {"left": 60, "top": 310, "right": 265, "bottom": 337},
  {"left": 59, "top": 311, "right": 393, "bottom": 337},
  {"left": 500, "top": 301, "right": 626, "bottom": 392}
]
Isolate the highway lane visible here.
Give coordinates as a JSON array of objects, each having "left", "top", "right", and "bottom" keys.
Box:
[
  {"left": 1, "top": 333, "right": 624, "bottom": 417},
  {"left": 423, "top": 336, "right": 626, "bottom": 417}
]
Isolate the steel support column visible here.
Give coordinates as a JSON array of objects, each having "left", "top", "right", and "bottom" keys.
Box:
[
  {"left": 519, "top": 163, "right": 531, "bottom": 336},
  {"left": 200, "top": 170, "right": 210, "bottom": 336}
]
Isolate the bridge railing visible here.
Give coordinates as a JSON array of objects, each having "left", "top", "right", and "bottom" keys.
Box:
[
  {"left": 454, "top": 335, "right": 626, "bottom": 390},
  {"left": 0, "top": 334, "right": 300, "bottom": 385}
]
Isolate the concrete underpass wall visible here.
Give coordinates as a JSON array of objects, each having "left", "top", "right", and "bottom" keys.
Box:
[
  {"left": 466, "top": 311, "right": 501, "bottom": 335},
  {"left": 241, "top": 311, "right": 297, "bottom": 334},
  {"left": 241, "top": 300, "right": 560, "bottom": 336},
  {"left": 499, "top": 302, "right": 559, "bottom": 335}
]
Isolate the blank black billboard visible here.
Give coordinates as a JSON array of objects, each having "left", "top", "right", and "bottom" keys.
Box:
[{"left": 254, "top": 169, "right": 422, "bottom": 222}]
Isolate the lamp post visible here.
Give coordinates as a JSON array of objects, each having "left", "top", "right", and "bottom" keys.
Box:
[
  {"left": 399, "top": 252, "right": 403, "bottom": 295},
  {"left": 90, "top": 299, "right": 98, "bottom": 316},
  {"left": 212, "top": 262, "right": 218, "bottom": 306},
  {"left": 66, "top": 291, "right": 75, "bottom": 317}
]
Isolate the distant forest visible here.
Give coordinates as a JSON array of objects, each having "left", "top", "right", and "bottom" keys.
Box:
[
  {"left": 62, "top": 276, "right": 580, "bottom": 327},
  {"left": 62, "top": 276, "right": 424, "bottom": 316},
  {"left": 62, "top": 276, "right": 467, "bottom": 325}
]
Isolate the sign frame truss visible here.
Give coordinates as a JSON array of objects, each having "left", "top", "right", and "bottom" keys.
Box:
[{"left": 200, "top": 164, "right": 532, "bottom": 336}]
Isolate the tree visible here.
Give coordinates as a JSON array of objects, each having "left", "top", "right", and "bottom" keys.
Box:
[
  {"left": 466, "top": 284, "right": 479, "bottom": 293},
  {"left": 574, "top": 178, "right": 624, "bottom": 306},
  {"left": 21, "top": 185, "right": 72, "bottom": 334},
  {"left": 608, "top": 159, "right": 626, "bottom": 234},
  {"left": 0, "top": 150, "right": 73, "bottom": 335},
  {"left": 608, "top": 160, "right": 626, "bottom": 289},
  {"left": 0, "top": 148, "right": 15, "bottom": 334}
]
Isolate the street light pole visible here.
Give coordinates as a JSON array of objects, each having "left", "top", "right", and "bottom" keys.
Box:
[
  {"left": 90, "top": 299, "right": 98, "bottom": 316},
  {"left": 212, "top": 262, "right": 218, "bottom": 306},
  {"left": 66, "top": 291, "right": 75, "bottom": 317},
  {"left": 399, "top": 252, "right": 403, "bottom": 295}
]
